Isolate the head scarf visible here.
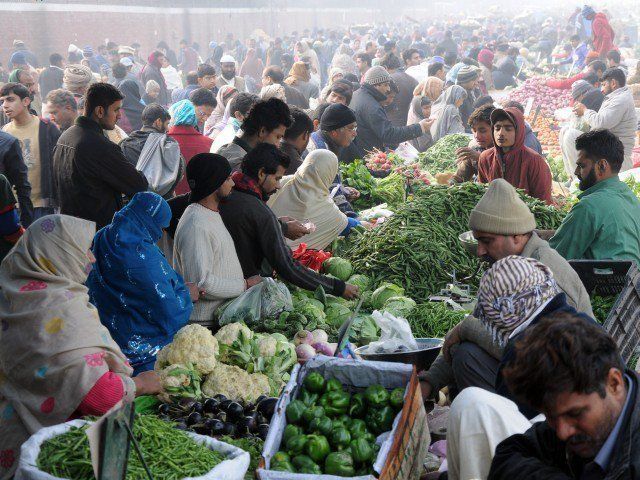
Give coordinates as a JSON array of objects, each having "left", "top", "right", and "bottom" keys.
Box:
[
  {"left": 328, "top": 67, "right": 345, "bottom": 85},
  {"left": 408, "top": 96, "right": 429, "bottom": 125},
  {"left": 477, "top": 49, "right": 495, "bottom": 69},
  {"left": 268, "top": 150, "right": 349, "bottom": 250},
  {"left": 87, "top": 193, "right": 192, "bottom": 373},
  {"left": 0, "top": 216, "right": 132, "bottom": 475},
  {"left": 260, "top": 84, "right": 286, "bottom": 101},
  {"left": 239, "top": 48, "right": 264, "bottom": 80},
  {"left": 285, "top": 62, "right": 310, "bottom": 85},
  {"left": 62, "top": 64, "right": 93, "bottom": 93},
  {"left": 430, "top": 85, "right": 468, "bottom": 142},
  {"left": 414, "top": 76, "right": 444, "bottom": 102},
  {"left": 474, "top": 255, "right": 558, "bottom": 346},
  {"left": 147, "top": 51, "right": 164, "bottom": 69},
  {"left": 205, "top": 85, "right": 238, "bottom": 137},
  {"left": 169, "top": 99, "right": 197, "bottom": 127},
  {"left": 118, "top": 79, "right": 145, "bottom": 133}
]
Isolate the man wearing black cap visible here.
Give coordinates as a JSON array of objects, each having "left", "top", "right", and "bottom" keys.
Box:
[
  {"left": 219, "top": 143, "right": 359, "bottom": 300},
  {"left": 173, "top": 153, "right": 262, "bottom": 328}
]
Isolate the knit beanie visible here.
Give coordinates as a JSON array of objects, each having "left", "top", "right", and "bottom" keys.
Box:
[
  {"left": 456, "top": 65, "right": 480, "bottom": 84},
  {"left": 363, "top": 66, "right": 391, "bottom": 86},
  {"left": 9, "top": 52, "right": 27, "bottom": 66},
  {"left": 468, "top": 179, "right": 536, "bottom": 235},
  {"left": 571, "top": 80, "right": 592, "bottom": 100},
  {"left": 187, "top": 153, "right": 232, "bottom": 203},
  {"left": 320, "top": 103, "right": 357, "bottom": 131},
  {"left": 83, "top": 46, "right": 94, "bottom": 58}
]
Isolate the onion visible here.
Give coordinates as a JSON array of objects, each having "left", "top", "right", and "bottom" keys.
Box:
[
  {"left": 312, "top": 342, "right": 333, "bottom": 356},
  {"left": 328, "top": 343, "right": 338, "bottom": 355},
  {"left": 311, "top": 329, "right": 329, "bottom": 344},
  {"left": 296, "top": 344, "right": 316, "bottom": 362},
  {"left": 294, "top": 330, "right": 314, "bottom": 346}
]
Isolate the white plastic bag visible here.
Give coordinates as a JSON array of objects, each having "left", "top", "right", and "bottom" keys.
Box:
[
  {"left": 394, "top": 142, "right": 420, "bottom": 163},
  {"left": 136, "top": 133, "right": 184, "bottom": 197},
  {"left": 15, "top": 419, "right": 250, "bottom": 480},
  {"left": 217, "top": 278, "right": 292, "bottom": 327},
  {"left": 366, "top": 310, "right": 419, "bottom": 353}
]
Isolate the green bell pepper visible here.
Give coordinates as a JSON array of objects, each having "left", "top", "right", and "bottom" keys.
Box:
[
  {"left": 299, "top": 388, "right": 319, "bottom": 407},
  {"left": 364, "top": 384, "right": 389, "bottom": 408},
  {"left": 325, "top": 378, "right": 343, "bottom": 392},
  {"left": 303, "top": 372, "right": 326, "bottom": 393},
  {"left": 286, "top": 434, "right": 308, "bottom": 456},
  {"left": 320, "top": 390, "right": 350, "bottom": 417},
  {"left": 272, "top": 451, "right": 290, "bottom": 464},
  {"left": 302, "top": 405, "right": 325, "bottom": 425},
  {"left": 324, "top": 451, "right": 355, "bottom": 476},
  {"left": 271, "top": 460, "right": 295, "bottom": 472},
  {"left": 309, "top": 416, "right": 333, "bottom": 436},
  {"left": 285, "top": 400, "right": 306, "bottom": 425},
  {"left": 329, "top": 426, "right": 352, "bottom": 451},
  {"left": 349, "top": 392, "right": 366, "bottom": 418},
  {"left": 349, "top": 419, "right": 368, "bottom": 439},
  {"left": 305, "top": 434, "right": 331, "bottom": 463},
  {"left": 292, "top": 455, "right": 322, "bottom": 474},
  {"left": 283, "top": 424, "right": 302, "bottom": 444},
  {"left": 389, "top": 387, "right": 405, "bottom": 411},
  {"left": 350, "top": 438, "right": 374, "bottom": 464},
  {"left": 366, "top": 405, "right": 395, "bottom": 435}
]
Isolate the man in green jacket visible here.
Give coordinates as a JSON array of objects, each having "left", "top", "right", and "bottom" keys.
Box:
[{"left": 550, "top": 129, "right": 640, "bottom": 264}]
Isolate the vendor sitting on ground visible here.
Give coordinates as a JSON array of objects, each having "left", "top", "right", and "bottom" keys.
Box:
[
  {"left": 0, "top": 216, "right": 161, "bottom": 479},
  {"left": 420, "top": 185, "right": 593, "bottom": 402},
  {"left": 477, "top": 106, "right": 553, "bottom": 204},
  {"left": 269, "top": 149, "right": 362, "bottom": 251},
  {"left": 450, "top": 104, "right": 495, "bottom": 184},
  {"left": 489, "top": 313, "right": 638, "bottom": 478},
  {"left": 173, "top": 153, "right": 262, "bottom": 329},
  {"left": 550, "top": 129, "right": 640, "bottom": 264},
  {"left": 219, "top": 143, "right": 359, "bottom": 300}
]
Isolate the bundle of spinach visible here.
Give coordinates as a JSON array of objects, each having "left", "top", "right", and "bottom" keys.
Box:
[{"left": 418, "top": 134, "right": 470, "bottom": 174}]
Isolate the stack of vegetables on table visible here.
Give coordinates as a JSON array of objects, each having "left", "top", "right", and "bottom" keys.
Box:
[
  {"left": 526, "top": 111, "right": 562, "bottom": 158},
  {"left": 270, "top": 372, "right": 405, "bottom": 476},
  {"left": 506, "top": 77, "right": 572, "bottom": 115},
  {"left": 37, "top": 415, "right": 231, "bottom": 479},
  {"left": 417, "top": 133, "right": 470, "bottom": 175}
]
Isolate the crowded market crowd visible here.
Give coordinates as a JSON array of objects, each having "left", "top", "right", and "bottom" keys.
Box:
[{"left": 1, "top": 3, "right": 640, "bottom": 479}]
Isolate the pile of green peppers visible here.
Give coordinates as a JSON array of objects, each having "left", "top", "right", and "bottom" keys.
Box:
[{"left": 271, "top": 372, "right": 406, "bottom": 476}]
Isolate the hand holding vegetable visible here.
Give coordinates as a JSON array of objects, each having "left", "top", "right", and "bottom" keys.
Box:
[
  {"left": 283, "top": 219, "right": 311, "bottom": 240},
  {"left": 134, "top": 370, "right": 163, "bottom": 396},
  {"left": 455, "top": 147, "right": 480, "bottom": 164},
  {"left": 572, "top": 102, "right": 586, "bottom": 117},
  {"left": 342, "top": 283, "right": 360, "bottom": 300}
]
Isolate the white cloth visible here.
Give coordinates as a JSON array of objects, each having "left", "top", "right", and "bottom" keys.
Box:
[
  {"left": 405, "top": 63, "right": 430, "bottom": 83},
  {"left": 582, "top": 86, "right": 637, "bottom": 171},
  {"left": 173, "top": 203, "right": 246, "bottom": 326},
  {"left": 211, "top": 121, "right": 240, "bottom": 153},
  {"left": 447, "top": 387, "right": 533, "bottom": 480},
  {"left": 559, "top": 126, "right": 583, "bottom": 181},
  {"left": 161, "top": 66, "right": 183, "bottom": 91}
]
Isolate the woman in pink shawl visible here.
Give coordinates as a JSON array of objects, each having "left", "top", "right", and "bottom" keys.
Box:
[{"left": 240, "top": 48, "right": 265, "bottom": 93}]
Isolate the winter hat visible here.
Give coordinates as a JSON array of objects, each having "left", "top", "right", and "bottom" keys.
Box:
[
  {"left": 571, "top": 80, "right": 592, "bottom": 100},
  {"left": 474, "top": 255, "right": 558, "bottom": 346},
  {"left": 118, "top": 45, "right": 135, "bottom": 56},
  {"left": 582, "top": 5, "right": 595, "bottom": 17},
  {"left": 120, "top": 57, "right": 134, "bottom": 67},
  {"left": 187, "top": 153, "right": 232, "bottom": 203},
  {"left": 320, "top": 103, "right": 357, "bottom": 131},
  {"left": 363, "top": 66, "right": 391, "bottom": 86},
  {"left": 209, "top": 41, "right": 218, "bottom": 49},
  {"left": 9, "top": 52, "right": 27, "bottom": 66},
  {"left": 220, "top": 54, "right": 236, "bottom": 64},
  {"left": 469, "top": 179, "right": 536, "bottom": 235},
  {"left": 12, "top": 39, "right": 25, "bottom": 48},
  {"left": 456, "top": 65, "right": 480, "bottom": 84},
  {"left": 477, "top": 49, "right": 495, "bottom": 67},
  {"left": 430, "top": 55, "right": 445, "bottom": 64},
  {"left": 68, "top": 44, "right": 81, "bottom": 54},
  {"left": 82, "top": 46, "right": 94, "bottom": 57}
]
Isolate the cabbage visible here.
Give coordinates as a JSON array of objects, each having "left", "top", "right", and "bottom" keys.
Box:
[
  {"left": 323, "top": 257, "right": 353, "bottom": 281},
  {"left": 383, "top": 296, "right": 417, "bottom": 318},
  {"left": 295, "top": 302, "right": 327, "bottom": 325},
  {"left": 347, "top": 274, "right": 372, "bottom": 292},
  {"left": 370, "top": 282, "right": 405, "bottom": 310},
  {"left": 304, "top": 298, "right": 325, "bottom": 312},
  {"left": 350, "top": 314, "right": 380, "bottom": 345},
  {"left": 324, "top": 303, "right": 352, "bottom": 328}
]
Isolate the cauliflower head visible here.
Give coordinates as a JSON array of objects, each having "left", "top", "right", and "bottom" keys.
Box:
[
  {"left": 214, "top": 322, "right": 253, "bottom": 346},
  {"left": 202, "top": 363, "right": 270, "bottom": 403},
  {"left": 257, "top": 335, "right": 277, "bottom": 357},
  {"left": 158, "top": 364, "right": 191, "bottom": 390},
  {"left": 161, "top": 324, "right": 219, "bottom": 375}
]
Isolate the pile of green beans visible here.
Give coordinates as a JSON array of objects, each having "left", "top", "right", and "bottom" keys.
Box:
[
  {"left": 37, "top": 415, "right": 226, "bottom": 479},
  {"left": 407, "top": 303, "right": 467, "bottom": 338},
  {"left": 418, "top": 134, "right": 470, "bottom": 173},
  {"left": 590, "top": 295, "right": 618, "bottom": 324},
  {"left": 341, "top": 183, "right": 566, "bottom": 300}
]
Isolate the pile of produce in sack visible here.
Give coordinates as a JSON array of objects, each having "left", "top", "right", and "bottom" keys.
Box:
[
  {"left": 506, "top": 77, "right": 572, "bottom": 115},
  {"left": 418, "top": 133, "right": 470, "bottom": 175},
  {"left": 339, "top": 183, "right": 566, "bottom": 300},
  {"left": 27, "top": 414, "right": 249, "bottom": 480},
  {"left": 261, "top": 358, "right": 414, "bottom": 477}
]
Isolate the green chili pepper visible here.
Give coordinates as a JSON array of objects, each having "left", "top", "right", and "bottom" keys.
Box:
[
  {"left": 366, "top": 405, "right": 395, "bottom": 435},
  {"left": 283, "top": 424, "right": 302, "bottom": 444},
  {"left": 286, "top": 434, "right": 308, "bottom": 456},
  {"left": 302, "top": 406, "right": 325, "bottom": 425},
  {"left": 298, "top": 388, "right": 319, "bottom": 407},
  {"left": 320, "top": 390, "right": 350, "bottom": 417},
  {"left": 349, "top": 419, "right": 368, "bottom": 439},
  {"left": 292, "top": 455, "right": 322, "bottom": 474},
  {"left": 272, "top": 451, "right": 290, "bottom": 464},
  {"left": 271, "top": 460, "right": 295, "bottom": 472}
]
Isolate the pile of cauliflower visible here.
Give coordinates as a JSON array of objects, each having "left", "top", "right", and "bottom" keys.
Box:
[{"left": 154, "top": 322, "right": 297, "bottom": 403}]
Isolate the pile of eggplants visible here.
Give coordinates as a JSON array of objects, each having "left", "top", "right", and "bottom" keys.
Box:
[{"left": 157, "top": 395, "right": 278, "bottom": 440}]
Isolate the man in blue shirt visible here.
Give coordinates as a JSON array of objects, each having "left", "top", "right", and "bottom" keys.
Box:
[{"left": 559, "top": 35, "right": 589, "bottom": 72}]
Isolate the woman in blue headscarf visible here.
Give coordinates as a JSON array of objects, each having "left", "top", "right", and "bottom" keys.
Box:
[{"left": 87, "top": 191, "right": 196, "bottom": 374}]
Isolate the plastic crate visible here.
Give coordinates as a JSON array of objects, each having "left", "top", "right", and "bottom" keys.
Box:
[{"left": 570, "top": 260, "right": 640, "bottom": 363}]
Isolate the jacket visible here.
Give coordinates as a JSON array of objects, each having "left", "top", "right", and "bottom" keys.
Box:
[
  {"left": 350, "top": 83, "right": 422, "bottom": 153},
  {"left": 52, "top": 116, "right": 148, "bottom": 229},
  {"left": 219, "top": 188, "right": 346, "bottom": 296},
  {"left": 216, "top": 76, "right": 247, "bottom": 93},
  {"left": 549, "top": 176, "right": 640, "bottom": 264},
  {"left": 215, "top": 136, "right": 251, "bottom": 172},
  {"left": 385, "top": 71, "right": 419, "bottom": 127},
  {"left": 0, "top": 131, "right": 33, "bottom": 226},
  {"left": 591, "top": 13, "right": 616, "bottom": 57},
  {"left": 490, "top": 370, "right": 640, "bottom": 480},
  {"left": 36, "top": 118, "right": 62, "bottom": 208},
  {"left": 168, "top": 125, "right": 213, "bottom": 195},
  {"left": 524, "top": 122, "right": 543, "bottom": 155},
  {"left": 280, "top": 140, "right": 303, "bottom": 175},
  {"left": 38, "top": 66, "right": 64, "bottom": 98},
  {"left": 283, "top": 83, "right": 309, "bottom": 109},
  {"left": 478, "top": 107, "right": 553, "bottom": 204},
  {"left": 140, "top": 65, "right": 169, "bottom": 106},
  {"left": 583, "top": 86, "right": 637, "bottom": 169}
]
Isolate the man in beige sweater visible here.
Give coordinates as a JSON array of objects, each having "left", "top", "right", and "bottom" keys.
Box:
[
  {"left": 420, "top": 179, "right": 593, "bottom": 400},
  {"left": 173, "top": 153, "right": 261, "bottom": 328}
]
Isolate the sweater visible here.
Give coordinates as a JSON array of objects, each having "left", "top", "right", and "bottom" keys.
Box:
[{"left": 173, "top": 203, "right": 246, "bottom": 327}]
